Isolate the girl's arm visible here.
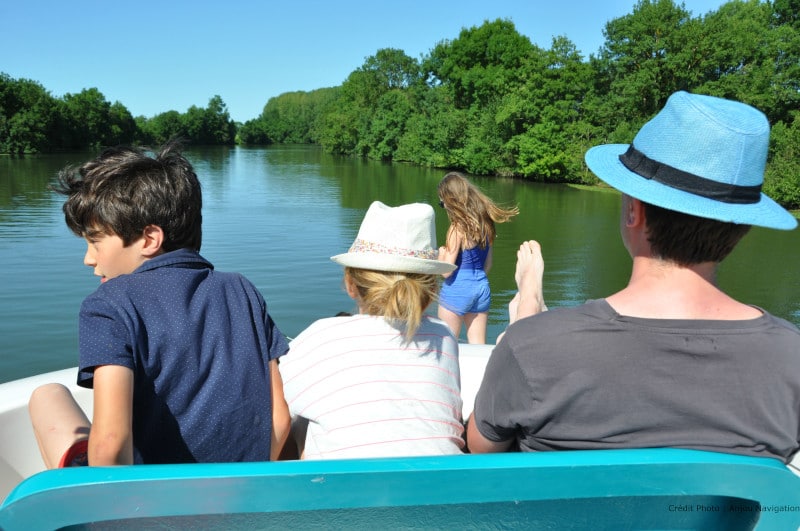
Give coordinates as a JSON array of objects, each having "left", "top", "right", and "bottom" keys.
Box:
[
  {"left": 483, "top": 245, "right": 494, "bottom": 274},
  {"left": 438, "top": 226, "right": 461, "bottom": 279}
]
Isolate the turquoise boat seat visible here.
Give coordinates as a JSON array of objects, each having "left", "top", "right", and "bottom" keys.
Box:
[{"left": 1, "top": 448, "right": 799, "bottom": 530}]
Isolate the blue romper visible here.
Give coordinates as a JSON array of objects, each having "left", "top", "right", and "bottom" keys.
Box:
[{"left": 439, "top": 245, "right": 491, "bottom": 315}]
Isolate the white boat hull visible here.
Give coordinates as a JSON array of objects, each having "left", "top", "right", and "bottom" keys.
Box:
[
  {"left": 0, "top": 369, "right": 93, "bottom": 500},
  {"left": 2, "top": 342, "right": 798, "bottom": 520},
  {"left": 0, "top": 344, "right": 494, "bottom": 501}
]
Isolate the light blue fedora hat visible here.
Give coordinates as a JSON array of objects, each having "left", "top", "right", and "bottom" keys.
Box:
[{"left": 585, "top": 91, "right": 797, "bottom": 230}]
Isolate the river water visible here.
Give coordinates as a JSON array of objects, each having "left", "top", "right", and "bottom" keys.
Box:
[{"left": 2, "top": 145, "right": 799, "bottom": 383}]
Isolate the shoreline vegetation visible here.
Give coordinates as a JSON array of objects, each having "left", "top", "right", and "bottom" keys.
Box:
[
  {"left": 1, "top": 0, "right": 798, "bottom": 209},
  {"left": 564, "top": 183, "right": 800, "bottom": 218}
]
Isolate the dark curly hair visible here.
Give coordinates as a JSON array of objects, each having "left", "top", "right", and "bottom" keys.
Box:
[{"left": 52, "top": 140, "right": 202, "bottom": 252}]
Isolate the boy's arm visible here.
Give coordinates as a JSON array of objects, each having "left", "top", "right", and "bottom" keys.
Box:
[
  {"left": 89, "top": 364, "right": 134, "bottom": 466},
  {"left": 269, "top": 359, "right": 291, "bottom": 461}
]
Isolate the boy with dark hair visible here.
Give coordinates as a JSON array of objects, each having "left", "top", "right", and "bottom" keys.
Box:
[
  {"left": 467, "top": 92, "right": 800, "bottom": 463},
  {"left": 29, "top": 142, "right": 290, "bottom": 466}
]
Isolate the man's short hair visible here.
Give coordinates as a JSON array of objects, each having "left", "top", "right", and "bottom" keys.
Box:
[{"left": 643, "top": 201, "right": 750, "bottom": 265}]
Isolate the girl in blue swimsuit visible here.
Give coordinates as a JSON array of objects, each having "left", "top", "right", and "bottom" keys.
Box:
[{"left": 437, "top": 172, "right": 518, "bottom": 344}]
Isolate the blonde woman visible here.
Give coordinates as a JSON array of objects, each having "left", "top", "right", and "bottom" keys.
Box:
[
  {"left": 279, "top": 201, "right": 464, "bottom": 460},
  {"left": 437, "top": 172, "right": 519, "bottom": 344}
]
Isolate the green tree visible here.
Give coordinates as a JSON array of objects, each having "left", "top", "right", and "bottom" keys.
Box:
[
  {"left": 0, "top": 74, "right": 59, "bottom": 153},
  {"left": 363, "top": 90, "right": 413, "bottom": 160},
  {"left": 5, "top": 110, "right": 48, "bottom": 154},
  {"left": 149, "top": 95, "right": 235, "bottom": 145},
  {"left": 591, "top": 0, "right": 696, "bottom": 126},
  {"left": 240, "top": 86, "right": 339, "bottom": 146},
  {"left": 425, "top": 19, "right": 535, "bottom": 109},
  {"left": 203, "top": 95, "right": 236, "bottom": 144},
  {"left": 772, "top": 0, "right": 799, "bottom": 29},
  {"left": 58, "top": 88, "right": 133, "bottom": 149},
  {"left": 238, "top": 117, "right": 273, "bottom": 145},
  {"left": 262, "top": 91, "right": 316, "bottom": 143},
  {"left": 395, "top": 86, "right": 469, "bottom": 167},
  {"left": 696, "top": 0, "right": 800, "bottom": 124},
  {"left": 361, "top": 47, "right": 421, "bottom": 90},
  {"left": 498, "top": 36, "right": 594, "bottom": 180},
  {"left": 417, "top": 19, "right": 541, "bottom": 173},
  {"left": 58, "top": 88, "right": 103, "bottom": 149},
  {"left": 107, "top": 102, "right": 137, "bottom": 146},
  {"left": 138, "top": 110, "right": 186, "bottom": 145},
  {"left": 764, "top": 113, "right": 800, "bottom": 209},
  {"left": 317, "top": 107, "right": 361, "bottom": 155},
  {"left": 318, "top": 49, "right": 420, "bottom": 157}
]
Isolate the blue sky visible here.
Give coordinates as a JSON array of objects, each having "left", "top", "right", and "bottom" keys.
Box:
[{"left": 2, "top": 0, "right": 729, "bottom": 123}]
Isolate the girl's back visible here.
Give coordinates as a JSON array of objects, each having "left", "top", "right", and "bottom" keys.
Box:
[{"left": 281, "top": 314, "right": 464, "bottom": 459}]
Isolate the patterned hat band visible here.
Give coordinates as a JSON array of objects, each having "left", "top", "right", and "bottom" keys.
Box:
[{"left": 348, "top": 238, "right": 438, "bottom": 260}]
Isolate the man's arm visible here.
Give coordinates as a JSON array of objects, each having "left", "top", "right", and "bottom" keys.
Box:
[
  {"left": 269, "top": 359, "right": 291, "bottom": 461},
  {"left": 466, "top": 412, "right": 514, "bottom": 453},
  {"left": 89, "top": 364, "right": 134, "bottom": 465}
]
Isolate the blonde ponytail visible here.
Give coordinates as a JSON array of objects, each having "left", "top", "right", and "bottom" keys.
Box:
[{"left": 345, "top": 267, "right": 439, "bottom": 342}]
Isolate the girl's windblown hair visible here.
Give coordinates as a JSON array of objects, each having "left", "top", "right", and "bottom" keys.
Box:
[{"left": 438, "top": 172, "right": 518, "bottom": 248}]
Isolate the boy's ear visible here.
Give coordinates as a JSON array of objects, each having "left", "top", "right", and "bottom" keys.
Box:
[{"left": 140, "top": 225, "right": 165, "bottom": 257}]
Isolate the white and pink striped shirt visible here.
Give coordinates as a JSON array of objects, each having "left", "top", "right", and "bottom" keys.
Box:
[{"left": 280, "top": 314, "right": 464, "bottom": 460}]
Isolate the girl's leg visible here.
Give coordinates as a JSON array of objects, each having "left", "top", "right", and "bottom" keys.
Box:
[
  {"left": 497, "top": 240, "right": 547, "bottom": 344},
  {"left": 464, "top": 312, "right": 488, "bottom": 344},
  {"left": 513, "top": 240, "right": 547, "bottom": 321},
  {"left": 29, "top": 383, "right": 90, "bottom": 469},
  {"left": 438, "top": 304, "right": 463, "bottom": 340}
]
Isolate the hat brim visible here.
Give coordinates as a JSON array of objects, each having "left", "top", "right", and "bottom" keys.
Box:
[
  {"left": 331, "top": 253, "right": 456, "bottom": 275},
  {"left": 585, "top": 144, "right": 798, "bottom": 230}
]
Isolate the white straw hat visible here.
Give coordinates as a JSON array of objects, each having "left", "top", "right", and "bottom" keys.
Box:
[{"left": 331, "top": 201, "right": 456, "bottom": 275}]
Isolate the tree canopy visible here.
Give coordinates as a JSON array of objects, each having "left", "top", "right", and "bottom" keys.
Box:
[
  {"left": 2, "top": 0, "right": 799, "bottom": 208},
  {"left": 0, "top": 76, "right": 236, "bottom": 153}
]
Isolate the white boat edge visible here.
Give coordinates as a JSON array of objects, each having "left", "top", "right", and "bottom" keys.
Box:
[
  {"left": 2, "top": 342, "right": 797, "bottom": 505},
  {"left": 0, "top": 343, "right": 494, "bottom": 502}
]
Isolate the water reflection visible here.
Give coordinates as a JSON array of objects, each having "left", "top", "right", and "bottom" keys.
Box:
[{"left": 1, "top": 146, "right": 798, "bottom": 383}]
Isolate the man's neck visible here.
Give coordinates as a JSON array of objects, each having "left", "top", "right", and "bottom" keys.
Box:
[{"left": 605, "top": 257, "right": 762, "bottom": 320}]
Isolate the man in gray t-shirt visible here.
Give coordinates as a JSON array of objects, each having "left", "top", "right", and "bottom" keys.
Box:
[{"left": 466, "top": 91, "right": 800, "bottom": 463}]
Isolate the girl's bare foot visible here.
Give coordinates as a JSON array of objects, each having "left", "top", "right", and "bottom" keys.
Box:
[{"left": 512, "top": 240, "right": 546, "bottom": 322}]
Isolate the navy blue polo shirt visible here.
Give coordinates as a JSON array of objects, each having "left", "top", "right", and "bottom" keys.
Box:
[{"left": 77, "top": 248, "right": 289, "bottom": 464}]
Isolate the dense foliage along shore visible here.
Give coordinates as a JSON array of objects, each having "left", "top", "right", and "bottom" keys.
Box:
[{"left": 2, "top": 0, "right": 798, "bottom": 208}]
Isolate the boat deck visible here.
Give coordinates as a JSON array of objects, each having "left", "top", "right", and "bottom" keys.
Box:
[{"left": 2, "top": 345, "right": 800, "bottom": 529}]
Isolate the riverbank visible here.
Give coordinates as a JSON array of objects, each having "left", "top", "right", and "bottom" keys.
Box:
[{"left": 565, "top": 182, "right": 800, "bottom": 218}]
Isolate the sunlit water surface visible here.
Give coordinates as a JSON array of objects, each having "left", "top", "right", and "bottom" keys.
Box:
[{"left": 2, "top": 146, "right": 798, "bottom": 383}]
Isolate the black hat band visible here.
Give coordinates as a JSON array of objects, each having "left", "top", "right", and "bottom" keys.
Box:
[{"left": 619, "top": 145, "right": 761, "bottom": 204}]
